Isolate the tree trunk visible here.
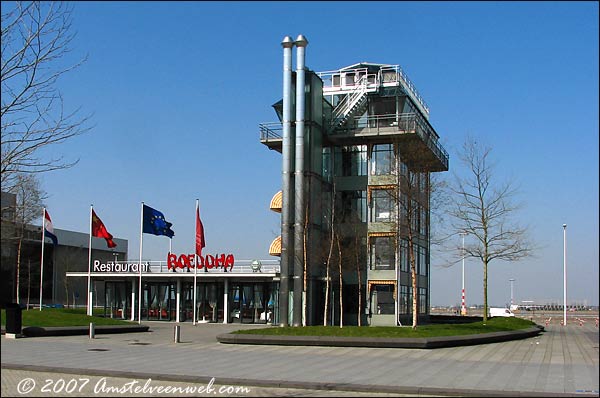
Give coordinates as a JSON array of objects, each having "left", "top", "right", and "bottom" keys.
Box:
[
  {"left": 409, "top": 238, "right": 418, "bottom": 330},
  {"left": 356, "top": 235, "right": 362, "bottom": 327},
  {"left": 337, "top": 237, "right": 343, "bottom": 328},
  {"left": 483, "top": 259, "right": 488, "bottom": 323},
  {"left": 324, "top": 184, "right": 336, "bottom": 327},
  {"left": 324, "top": 258, "right": 330, "bottom": 326}
]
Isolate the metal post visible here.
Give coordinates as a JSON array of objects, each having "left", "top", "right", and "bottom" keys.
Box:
[
  {"left": 130, "top": 279, "right": 136, "bottom": 321},
  {"left": 223, "top": 278, "right": 229, "bottom": 324},
  {"left": 279, "top": 36, "right": 295, "bottom": 327},
  {"left": 89, "top": 322, "right": 95, "bottom": 339},
  {"left": 176, "top": 279, "right": 181, "bottom": 323},
  {"left": 174, "top": 324, "right": 180, "bottom": 343},
  {"left": 563, "top": 224, "right": 567, "bottom": 326},
  {"left": 459, "top": 232, "right": 467, "bottom": 315},
  {"left": 293, "top": 34, "right": 308, "bottom": 327},
  {"left": 509, "top": 278, "right": 515, "bottom": 307}
]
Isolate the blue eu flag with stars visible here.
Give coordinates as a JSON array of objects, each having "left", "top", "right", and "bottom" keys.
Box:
[{"left": 142, "top": 204, "right": 175, "bottom": 238}]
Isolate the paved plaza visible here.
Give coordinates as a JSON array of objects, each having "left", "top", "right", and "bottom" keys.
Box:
[{"left": 2, "top": 319, "right": 599, "bottom": 397}]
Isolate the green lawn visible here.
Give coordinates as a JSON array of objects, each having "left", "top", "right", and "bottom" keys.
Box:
[
  {"left": 1, "top": 308, "right": 134, "bottom": 327},
  {"left": 233, "top": 317, "right": 537, "bottom": 338}
]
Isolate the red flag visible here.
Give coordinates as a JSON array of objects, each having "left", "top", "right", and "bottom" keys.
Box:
[
  {"left": 92, "top": 209, "right": 117, "bottom": 248},
  {"left": 195, "top": 202, "right": 205, "bottom": 257}
]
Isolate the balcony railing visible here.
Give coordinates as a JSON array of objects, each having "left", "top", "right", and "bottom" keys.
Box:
[
  {"left": 335, "top": 113, "right": 448, "bottom": 169},
  {"left": 317, "top": 65, "right": 430, "bottom": 119},
  {"left": 379, "top": 66, "right": 429, "bottom": 118},
  {"left": 259, "top": 122, "right": 283, "bottom": 142},
  {"left": 259, "top": 113, "right": 448, "bottom": 170}
]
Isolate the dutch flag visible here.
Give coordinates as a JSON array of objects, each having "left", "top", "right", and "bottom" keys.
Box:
[{"left": 44, "top": 210, "right": 58, "bottom": 246}]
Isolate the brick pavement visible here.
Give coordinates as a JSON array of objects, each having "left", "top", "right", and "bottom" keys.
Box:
[{"left": 2, "top": 321, "right": 598, "bottom": 397}]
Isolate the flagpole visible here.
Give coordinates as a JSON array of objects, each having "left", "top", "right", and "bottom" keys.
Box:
[
  {"left": 39, "top": 208, "right": 46, "bottom": 311},
  {"left": 193, "top": 199, "right": 198, "bottom": 325},
  {"left": 87, "top": 205, "right": 93, "bottom": 316},
  {"left": 169, "top": 238, "right": 172, "bottom": 274},
  {"left": 138, "top": 202, "right": 144, "bottom": 325}
]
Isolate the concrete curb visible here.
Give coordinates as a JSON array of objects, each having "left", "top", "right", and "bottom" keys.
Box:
[
  {"left": 19, "top": 324, "right": 150, "bottom": 337},
  {"left": 2, "top": 362, "right": 594, "bottom": 398},
  {"left": 216, "top": 325, "right": 545, "bottom": 349}
]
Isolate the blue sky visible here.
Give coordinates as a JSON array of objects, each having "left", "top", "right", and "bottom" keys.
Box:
[{"left": 35, "top": 1, "right": 598, "bottom": 306}]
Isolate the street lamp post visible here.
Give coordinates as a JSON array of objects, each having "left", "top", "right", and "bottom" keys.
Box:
[
  {"left": 563, "top": 224, "right": 567, "bottom": 326},
  {"left": 459, "top": 232, "right": 467, "bottom": 316},
  {"left": 509, "top": 278, "right": 515, "bottom": 308}
]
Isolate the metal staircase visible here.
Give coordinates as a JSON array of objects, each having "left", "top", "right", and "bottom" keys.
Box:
[{"left": 331, "top": 76, "right": 369, "bottom": 130}]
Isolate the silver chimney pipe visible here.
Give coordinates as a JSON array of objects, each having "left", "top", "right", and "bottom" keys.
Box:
[
  {"left": 293, "top": 34, "right": 308, "bottom": 327},
  {"left": 279, "top": 35, "right": 295, "bottom": 327}
]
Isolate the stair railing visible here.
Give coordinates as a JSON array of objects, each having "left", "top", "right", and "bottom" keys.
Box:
[{"left": 332, "top": 75, "right": 369, "bottom": 128}]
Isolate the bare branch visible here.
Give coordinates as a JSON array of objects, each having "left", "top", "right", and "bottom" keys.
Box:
[
  {"left": 448, "top": 135, "right": 533, "bottom": 320},
  {"left": 1, "top": 1, "right": 90, "bottom": 190}
]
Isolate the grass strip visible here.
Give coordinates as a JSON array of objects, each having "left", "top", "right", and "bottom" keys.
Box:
[
  {"left": 233, "top": 317, "right": 537, "bottom": 338},
  {"left": 1, "top": 308, "right": 134, "bottom": 327}
]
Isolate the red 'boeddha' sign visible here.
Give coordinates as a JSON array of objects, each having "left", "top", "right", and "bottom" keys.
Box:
[{"left": 167, "top": 253, "right": 235, "bottom": 272}]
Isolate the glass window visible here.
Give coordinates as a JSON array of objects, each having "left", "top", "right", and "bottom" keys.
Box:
[
  {"left": 341, "top": 190, "right": 367, "bottom": 223},
  {"left": 322, "top": 148, "right": 332, "bottom": 181},
  {"left": 399, "top": 285, "right": 411, "bottom": 314},
  {"left": 371, "top": 284, "right": 395, "bottom": 315},
  {"left": 370, "top": 235, "right": 395, "bottom": 270},
  {"left": 399, "top": 193, "right": 407, "bottom": 222},
  {"left": 370, "top": 189, "right": 394, "bottom": 222},
  {"left": 420, "top": 172, "right": 428, "bottom": 192},
  {"left": 418, "top": 246, "right": 428, "bottom": 276},
  {"left": 419, "top": 287, "right": 427, "bottom": 314},
  {"left": 399, "top": 161, "right": 408, "bottom": 178},
  {"left": 104, "top": 282, "right": 131, "bottom": 320},
  {"left": 420, "top": 206, "right": 428, "bottom": 237},
  {"left": 411, "top": 200, "right": 419, "bottom": 232},
  {"left": 400, "top": 239, "right": 409, "bottom": 272},
  {"left": 345, "top": 73, "right": 355, "bottom": 86},
  {"left": 371, "top": 144, "right": 394, "bottom": 175},
  {"left": 335, "top": 145, "right": 367, "bottom": 176}
]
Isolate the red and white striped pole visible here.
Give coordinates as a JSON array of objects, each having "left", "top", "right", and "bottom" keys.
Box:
[{"left": 460, "top": 232, "right": 467, "bottom": 316}]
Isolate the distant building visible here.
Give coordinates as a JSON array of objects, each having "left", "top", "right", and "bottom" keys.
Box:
[
  {"left": 0, "top": 191, "right": 127, "bottom": 307},
  {"left": 260, "top": 36, "right": 448, "bottom": 326}
]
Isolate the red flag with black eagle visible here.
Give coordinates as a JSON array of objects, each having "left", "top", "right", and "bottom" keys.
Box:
[{"left": 92, "top": 209, "right": 117, "bottom": 248}]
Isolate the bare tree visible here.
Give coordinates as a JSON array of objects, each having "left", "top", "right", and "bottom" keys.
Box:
[
  {"left": 397, "top": 169, "right": 424, "bottom": 330},
  {"left": 353, "top": 229, "right": 363, "bottom": 326},
  {"left": 323, "top": 183, "right": 336, "bottom": 326},
  {"left": 1, "top": 1, "right": 90, "bottom": 190},
  {"left": 336, "top": 235, "right": 343, "bottom": 328},
  {"left": 10, "top": 173, "right": 46, "bottom": 303},
  {"left": 449, "top": 137, "right": 532, "bottom": 322}
]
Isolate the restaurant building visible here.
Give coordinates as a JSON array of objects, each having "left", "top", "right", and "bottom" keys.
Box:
[{"left": 66, "top": 258, "right": 279, "bottom": 324}]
